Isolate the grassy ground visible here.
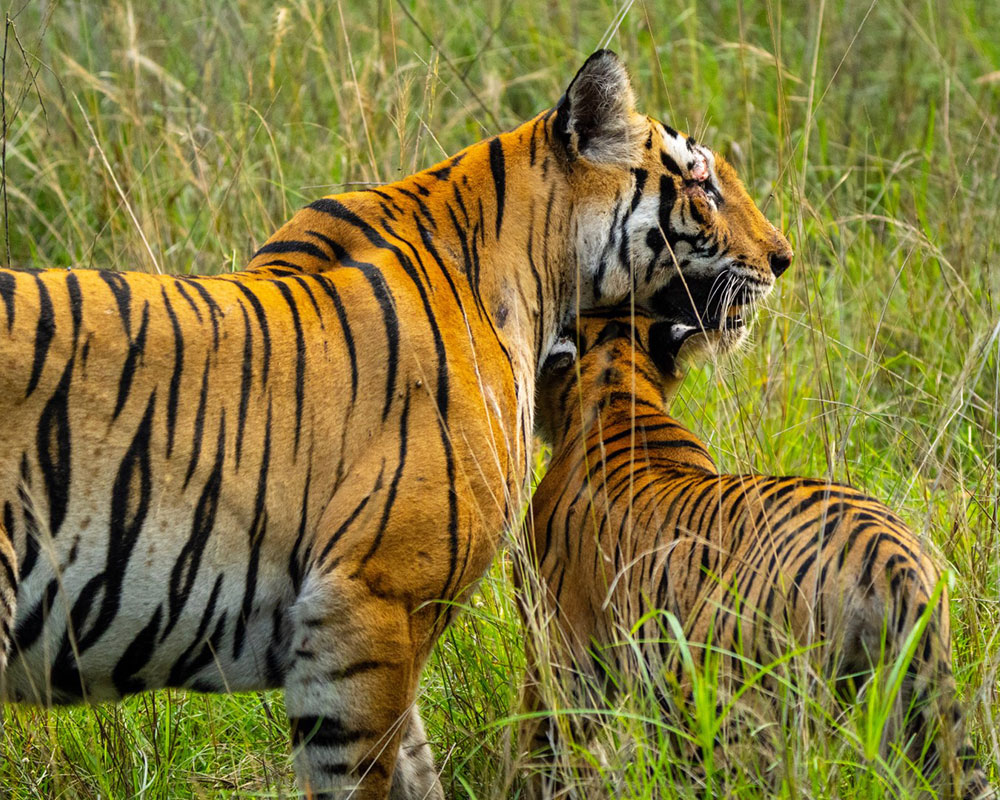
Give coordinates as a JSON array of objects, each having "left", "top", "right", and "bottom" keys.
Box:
[{"left": 1, "top": 0, "right": 998, "bottom": 797}]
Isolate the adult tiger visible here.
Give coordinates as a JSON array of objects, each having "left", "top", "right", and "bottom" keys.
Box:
[
  {"left": 0, "top": 51, "right": 791, "bottom": 799},
  {"left": 519, "top": 309, "right": 993, "bottom": 799}
]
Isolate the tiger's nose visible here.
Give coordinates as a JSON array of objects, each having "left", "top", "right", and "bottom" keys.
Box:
[{"left": 769, "top": 242, "right": 793, "bottom": 278}]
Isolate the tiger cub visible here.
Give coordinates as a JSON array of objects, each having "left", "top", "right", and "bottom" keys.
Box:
[{"left": 519, "top": 309, "right": 993, "bottom": 799}]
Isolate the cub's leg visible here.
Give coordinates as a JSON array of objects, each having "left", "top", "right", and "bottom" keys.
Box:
[
  {"left": 858, "top": 569, "right": 994, "bottom": 800},
  {"left": 903, "top": 657, "right": 994, "bottom": 800},
  {"left": 285, "top": 566, "right": 440, "bottom": 800},
  {"left": 519, "top": 666, "right": 561, "bottom": 800},
  {"left": 0, "top": 515, "right": 15, "bottom": 676},
  {"left": 894, "top": 615, "right": 993, "bottom": 800}
]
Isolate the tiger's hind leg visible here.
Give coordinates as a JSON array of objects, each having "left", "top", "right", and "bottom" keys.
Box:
[{"left": 284, "top": 566, "right": 440, "bottom": 800}]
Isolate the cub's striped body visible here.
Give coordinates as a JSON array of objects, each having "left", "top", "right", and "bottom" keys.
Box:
[
  {"left": 521, "top": 310, "right": 993, "bottom": 799},
  {"left": 0, "top": 52, "right": 791, "bottom": 799}
]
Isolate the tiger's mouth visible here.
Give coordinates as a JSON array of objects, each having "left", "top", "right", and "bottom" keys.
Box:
[
  {"left": 649, "top": 270, "right": 766, "bottom": 339},
  {"left": 645, "top": 267, "right": 773, "bottom": 363},
  {"left": 669, "top": 307, "right": 747, "bottom": 346}
]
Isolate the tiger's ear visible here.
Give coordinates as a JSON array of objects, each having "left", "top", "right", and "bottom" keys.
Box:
[
  {"left": 541, "top": 336, "right": 577, "bottom": 375},
  {"left": 647, "top": 321, "right": 687, "bottom": 379},
  {"left": 556, "top": 50, "right": 638, "bottom": 165}
]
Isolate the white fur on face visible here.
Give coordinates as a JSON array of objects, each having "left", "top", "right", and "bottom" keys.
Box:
[
  {"left": 573, "top": 197, "right": 630, "bottom": 305},
  {"left": 573, "top": 120, "right": 772, "bottom": 309},
  {"left": 658, "top": 123, "right": 720, "bottom": 194}
]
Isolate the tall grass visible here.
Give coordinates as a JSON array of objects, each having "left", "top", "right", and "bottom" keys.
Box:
[{"left": 1, "top": 0, "right": 998, "bottom": 797}]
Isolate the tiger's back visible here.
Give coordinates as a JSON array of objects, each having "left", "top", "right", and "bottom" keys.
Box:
[{"left": 522, "top": 311, "right": 993, "bottom": 800}]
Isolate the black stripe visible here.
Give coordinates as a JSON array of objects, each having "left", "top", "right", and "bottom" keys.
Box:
[
  {"left": 394, "top": 187, "right": 437, "bottom": 231},
  {"left": 253, "top": 240, "right": 330, "bottom": 263},
  {"left": 429, "top": 151, "right": 466, "bottom": 180},
  {"left": 112, "top": 301, "right": 150, "bottom": 420},
  {"left": 529, "top": 117, "right": 542, "bottom": 165},
  {"left": 630, "top": 168, "right": 649, "bottom": 210},
  {"left": 256, "top": 260, "right": 301, "bottom": 273},
  {"left": 289, "top": 466, "right": 312, "bottom": 593},
  {"left": 12, "top": 577, "right": 58, "bottom": 651},
  {"left": 413, "top": 216, "right": 468, "bottom": 324},
  {"left": 445, "top": 204, "right": 481, "bottom": 316},
  {"left": 180, "top": 278, "right": 222, "bottom": 350},
  {"left": 161, "top": 286, "right": 185, "bottom": 458},
  {"left": 183, "top": 354, "right": 211, "bottom": 490},
  {"left": 326, "top": 659, "right": 390, "bottom": 681},
  {"left": 387, "top": 220, "right": 462, "bottom": 597},
  {"left": 165, "top": 412, "right": 226, "bottom": 641},
  {"left": 289, "top": 274, "right": 326, "bottom": 326},
  {"left": 74, "top": 391, "right": 156, "bottom": 654},
  {"left": 233, "top": 402, "right": 271, "bottom": 660},
  {"left": 306, "top": 199, "right": 400, "bottom": 420},
  {"left": 526, "top": 215, "right": 546, "bottom": 364},
  {"left": 264, "top": 607, "right": 290, "bottom": 686},
  {"left": 273, "top": 280, "right": 306, "bottom": 455},
  {"left": 173, "top": 280, "right": 203, "bottom": 323},
  {"left": 231, "top": 281, "right": 272, "bottom": 386},
  {"left": 451, "top": 183, "right": 469, "bottom": 226},
  {"left": 318, "top": 470, "right": 380, "bottom": 565},
  {"left": 234, "top": 300, "right": 254, "bottom": 467},
  {"left": 0, "top": 538, "right": 15, "bottom": 593},
  {"left": 380, "top": 218, "right": 452, "bottom": 419},
  {"left": 36, "top": 355, "right": 74, "bottom": 537},
  {"left": 26, "top": 275, "right": 55, "bottom": 398},
  {"left": 660, "top": 150, "right": 683, "bottom": 176},
  {"left": 98, "top": 270, "right": 132, "bottom": 337},
  {"left": 65, "top": 271, "right": 83, "bottom": 350},
  {"left": 112, "top": 604, "right": 163, "bottom": 695},
  {"left": 167, "top": 573, "right": 226, "bottom": 685},
  {"left": 16, "top": 456, "right": 40, "bottom": 583},
  {"left": 365, "top": 188, "right": 404, "bottom": 216},
  {"left": 0, "top": 270, "right": 15, "bottom": 330},
  {"left": 290, "top": 715, "right": 374, "bottom": 748},
  {"left": 359, "top": 391, "right": 411, "bottom": 566},
  {"left": 312, "top": 275, "right": 358, "bottom": 404}
]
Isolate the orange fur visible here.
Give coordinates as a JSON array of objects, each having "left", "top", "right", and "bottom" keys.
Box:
[{"left": 0, "top": 51, "right": 789, "bottom": 799}]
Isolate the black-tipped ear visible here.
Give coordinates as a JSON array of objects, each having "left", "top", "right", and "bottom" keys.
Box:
[
  {"left": 541, "top": 337, "right": 577, "bottom": 375},
  {"left": 647, "top": 321, "right": 684, "bottom": 378},
  {"left": 556, "top": 50, "right": 638, "bottom": 164}
]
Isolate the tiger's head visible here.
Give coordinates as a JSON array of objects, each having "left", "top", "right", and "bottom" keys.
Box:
[{"left": 556, "top": 51, "right": 792, "bottom": 350}]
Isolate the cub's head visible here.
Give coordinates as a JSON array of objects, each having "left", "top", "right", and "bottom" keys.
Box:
[
  {"left": 534, "top": 308, "right": 693, "bottom": 450},
  {"left": 557, "top": 51, "right": 792, "bottom": 349}
]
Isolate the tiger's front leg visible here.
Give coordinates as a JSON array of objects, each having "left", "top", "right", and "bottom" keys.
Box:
[{"left": 283, "top": 451, "right": 459, "bottom": 800}]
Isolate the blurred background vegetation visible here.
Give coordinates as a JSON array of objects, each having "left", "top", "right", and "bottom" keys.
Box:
[{"left": 1, "top": 0, "right": 998, "bottom": 797}]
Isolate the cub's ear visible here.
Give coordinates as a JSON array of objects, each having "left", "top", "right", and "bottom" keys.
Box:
[
  {"left": 556, "top": 50, "right": 639, "bottom": 165},
  {"left": 541, "top": 336, "right": 577, "bottom": 375},
  {"left": 647, "top": 321, "right": 690, "bottom": 378}
]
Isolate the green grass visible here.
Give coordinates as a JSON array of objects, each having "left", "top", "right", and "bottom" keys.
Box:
[{"left": 1, "top": 0, "right": 999, "bottom": 797}]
